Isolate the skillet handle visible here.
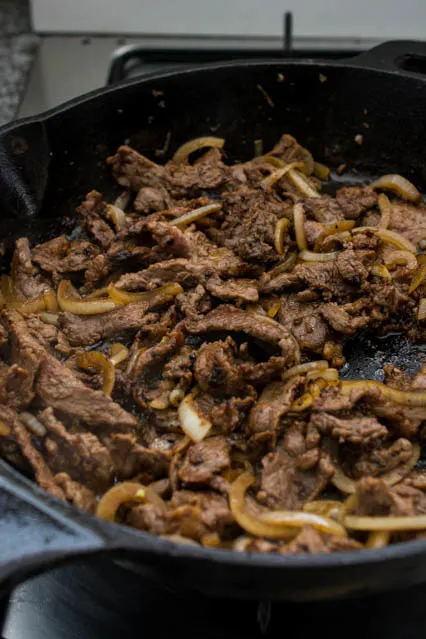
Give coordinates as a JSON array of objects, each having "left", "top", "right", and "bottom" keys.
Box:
[
  {"left": 352, "top": 39, "right": 426, "bottom": 76},
  {"left": 0, "top": 461, "right": 112, "bottom": 597}
]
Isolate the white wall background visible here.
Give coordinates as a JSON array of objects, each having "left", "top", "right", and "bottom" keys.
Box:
[{"left": 31, "top": 0, "right": 426, "bottom": 39}]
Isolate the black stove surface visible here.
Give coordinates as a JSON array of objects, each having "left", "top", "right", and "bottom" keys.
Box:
[{"left": 2, "top": 557, "right": 426, "bottom": 639}]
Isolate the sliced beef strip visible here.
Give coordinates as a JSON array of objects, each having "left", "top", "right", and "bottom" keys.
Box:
[
  {"left": 25, "top": 314, "right": 58, "bottom": 348},
  {"left": 176, "top": 284, "right": 212, "bottom": 317},
  {"left": 240, "top": 356, "right": 288, "bottom": 386},
  {"left": 178, "top": 436, "right": 230, "bottom": 486},
  {"left": 355, "top": 476, "right": 426, "bottom": 517},
  {"left": 11, "top": 238, "right": 47, "bottom": 301},
  {"left": 258, "top": 446, "right": 334, "bottom": 510},
  {"left": 280, "top": 526, "right": 331, "bottom": 554},
  {"left": 109, "top": 432, "right": 170, "bottom": 481},
  {"left": 134, "top": 185, "right": 172, "bottom": 214},
  {"left": 40, "top": 407, "right": 114, "bottom": 492},
  {"left": 54, "top": 472, "right": 96, "bottom": 512},
  {"left": 108, "top": 145, "right": 168, "bottom": 191},
  {"left": 350, "top": 438, "right": 413, "bottom": 479},
  {"left": 279, "top": 295, "right": 329, "bottom": 354},
  {"left": 194, "top": 339, "right": 242, "bottom": 395},
  {"left": 303, "top": 196, "right": 344, "bottom": 223},
  {"left": 310, "top": 412, "right": 388, "bottom": 445},
  {"left": 248, "top": 379, "right": 299, "bottom": 443},
  {"left": 185, "top": 306, "right": 300, "bottom": 364},
  {"left": 336, "top": 186, "right": 377, "bottom": 220},
  {"left": 166, "top": 147, "right": 227, "bottom": 195},
  {"left": 32, "top": 234, "right": 100, "bottom": 281},
  {"left": 37, "top": 355, "right": 137, "bottom": 431},
  {"left": 320, "top": 303, "right": 370, "bottom": 335},
  {"left": 77, "top": 190, "right": 116, "bottom": 249}
]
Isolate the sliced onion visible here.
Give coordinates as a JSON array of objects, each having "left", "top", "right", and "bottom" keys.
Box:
[
  {"left": 340, "top": 379, "right": 426, "bottom": 407},
  {"left": 261, "top": 510, "right": 347, "bottom": 537},
  {"left": 0, "top": 421, "right": 11, "bottom": 436},
  {"left": 170, "top": 202, "right": 222, "bottom": 227},
  {"left": 282, "top": 360, "right": 328, "bottom": 381},
  {"left": 353, "top": 227, "right": 417, "bottom": 254},
  {"left": 76, "top": 351, "right": 116, "bottom": 396},
  {"left": 274, "top": 218, "right": 290, "bottom": 254},
  {"left": 40, "top": 312, "right": 59, "bottom": 326},
  {"left": 293, "top": 203, "right": 308, "bottom": 251},
  {"left": 172, "top": 137, "right": 225, "bottom": 164},
  {"left": 96, "top": 482, "right": 167, "bottom": 521},
  {"left": 289, "top": 393, "right": 313, "bottom": 412},
  {"left": 301, "top": 148, "right": 315, "bottom": 176},
  {"left": 169, "top": 388, "right": 185, "bottom": 407},
  {"left": 114, "top": 191, "right": 130, "bottom": 210},
  {"left": 265, "top": 298, "right": 281, "bottom": 318},
  {"left": 43, "top": 288, "right": 58, "bottom": 312},
  {"left": 365, "top": 531, "right": 391, "bottom": 549},
  {"left": 85, "top": 286, "right": 111, "bottom": 300},
  {"left": 109, "top": 343, "right": 130, "bottom": 366},
  {"left": 106, "top": 204, "right": 126, "bottom": 231},
  {"left": 233, "top": 535, "right": 254, "bottom": 552},
  {"left": 313, "top": 161, "right": 331, "bottom": 180},
  {"left": 303, "top": 500, "right": 344, "bottom": 520},
  {"left": 1, "top": 275, "right": 49, "bottom": 314},
  {"left": 409, "top": 263, "right": 426, "bottom": 294},
  {"left": 258, "top": 155, "right": 286, "bottom": 168},
  {"left": 270, "top": 253, "right": 297, "bottom": 275},
  {"left": 20, "top": 412, "right": 46, "bottom": 437},
  {"left": 377, "top": 193, "right": 392, "bottom": 229},
  {"left": 288, "top": 168, "right": 320, "bottom": 198},
  {"left": 108, "top": 282, "right": 183, "bottom": 306},
  {"left": 418, "top": 298, "right": 426, "bottom": 321},
  {"left": 299, "top": 249, "right": 339, "bottom": 262},
  {"left": 371, "top": 264, "right": 391, "bottom": 279},
  {"left": 254, "top": 139, "right": 263, "bottom": 157},
  {"left": 345, "top": 514, "right": 426, "bottom": 532},
  {"left": 261, "top": 162, "right": 304, "bottom": 190},
  {"left": 178, "top": 393, "right": 212, "bottom": 443},
  {"left": 58, "top": 280, "right": 118, "bottom": 315},
  {"left": 306, "top": 368, "right": 339, "bottom": 383},
  {"left": 229, "top": 472, "right": 296, "bottom": 540},
  {"left": 384, "top": 250, "right": 418, "bottom": 271},
  {"left": 371, "top": 174, "right": 422, "bottom": 203}
]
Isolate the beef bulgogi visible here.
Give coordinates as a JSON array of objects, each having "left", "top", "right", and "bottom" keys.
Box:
[{"left": 1, "top": 133, "right": 426, "bottom": 555}]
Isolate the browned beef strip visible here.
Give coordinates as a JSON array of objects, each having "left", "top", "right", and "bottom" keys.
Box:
[
  {"left": 280, "top": 526, "right": 362, "bottom": 554},
  {"left": 178, "top": 436, "right": 230, "bottom": 486},
  {"left": 320, "top": 303, "right": 370, "bottom": 335},
  {"left": 303, "top": 196, "right": 344, "bottom": 223},
  {"left": 37, "top": 356, "right": 137, "bottom": 431},
  {"left": 185, "top": 306, "right": 300, "bottom": 364},
  {"left": 77, "top": 190, "right": 116, "bottom": 249},
  {"left": 40, "top": 407, "right": 114, "bottom": 492},
  {"left": 279, "top": 295, "right": 329, "bottom": 354},
  {"left": 336, "top": 186, "right": 377, "bottom": 219},
  {"left": 355, "top": 476, "right": 426, "bottom": 517},
  {"left": 109, "top": 432, "right": 170, "bottom": 480},
  {"left": 350, "top": 438, "right": 413, "bottom": 479},
  {"left": 258, "top": 446, "right": 334, "bottom": 510},
  {"left": 194, "top": 339, "right": 242, "bottom": 395},
  {"left": 310, "top": 412, "right": 388, "bottom": 445},
  {"left": 134, "top": 185, "right": 172, "bottom": 213},
  {"left": 248, "top": 379, "right": 298, "bottom": 442},
  {"left": 11, "top": 238, "right": 47, "bottom": 300},
  {"left": 54, "top": 472, "right": 96, "bottom": 512},
  {"left": 166, "top": 147, "right": 226, "bottom": 195},
  {"left": 25, "top": 314, "right": 58, "bottom": 348},
  {"left": 32, "top": 234, "right": 100, "bottom": 280}
]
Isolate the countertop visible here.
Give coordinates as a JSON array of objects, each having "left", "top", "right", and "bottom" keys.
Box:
[{"left": 0, "top": 0, "right": 38, "bottom": 125}]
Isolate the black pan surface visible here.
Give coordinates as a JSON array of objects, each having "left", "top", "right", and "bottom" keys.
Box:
[{"left": 1, "top": 40, "right": 426, "bottom": 602}]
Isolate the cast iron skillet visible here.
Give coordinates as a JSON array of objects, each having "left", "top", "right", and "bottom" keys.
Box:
[{"left": 1, "top": 40, "right": 426, "bottom": 603}]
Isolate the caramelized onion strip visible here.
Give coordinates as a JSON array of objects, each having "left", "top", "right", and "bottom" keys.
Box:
[
  {"left": 178, "top": 392, "right": 212, "bottom": 443},
  {"left": 340, "top": 380, "right": 426, "bottom": 407},
  {"left": 377, "top": 193, "right": 393, "bottom": 229},
  {"left": 261, "top": 510, "right": 347, "bottom": 537},
  {"left": 384, "top": 250, "right": 417, "bottom": 271},
  {"left": 293, "top": 203, "right": 308, "bottom": 251},
  {"left": 299, "top": 250, "right": 339, "bottom": 262},
  {"left": 108, "top": 282, "right": 183, "bottom": 306},
  {"left": 371, "top": 174, "right": 422, "bottom": 203},
  {"left": 170, "top": 203, "right": 222, "bottom": 227},
  {"left": 365, "top": 531, "right": 391, "bottom": 549},
  {"left": 76, "top": 351, "right": 116, "bottom": 396},
  {"left": 288, "top": 168, "right": 320, "bottom": 198},
  {"left": 172, "top": 137, "right": 225, "bottom": 164},
  {"left": 274, "top": 218, "right": 290, "bottom": 254},
  {"left": 96, "top": 482, "right": 167, "bottom": 521},
  {"left": 353, "top": 227, "right": 417, "bottom": 254},
  {"left": 345, "top": 514, "right": 426, "bottom": 532},
  {"left": 58, "top": 280, "right": 118, "bottom": 315},
  {"left": 409, "top": 263, "right": 426, "bottom": 294},
  {"left": 282, "top": 360, "right": 328, "bottom": 381}
]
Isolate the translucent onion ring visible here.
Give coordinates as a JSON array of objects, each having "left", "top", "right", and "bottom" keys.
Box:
[
  {"left": 96, "top": 482, "right": 167, "bottom": 521},
  {"left": 261, "top": 162, "right": 305, "bottom": 191},
  {"left": 313, "top": 220, "right": 355, "bottom": 252},
  {"left": 172, "top": 137, "right": 225, "bottom": 164},
  {"left": 353, "top": 227, "right": 417, "bottom": 254},
  {"left": 76, "top": 351, "right": 116, "bottom": 396},
  {"left": 178, "top": 392, "right": 212, "bottom": 443},
  {"left": 371, "top": 264, "right": 392, "bottom": 279},
  {"left": 409, "top": 263, "right": 426, "bottom": 294},
  {"left": 229, "top": 472, "right": 296, "bottom": 540},
  {"left": 43, "top": 288, "right": 59, "bottom": 312},
  {"left": 58, "top": 280, "right": 118, "bottom": 315},
  {"left": 306, "top": 368, "right": 339, "bottom": 383},
  {"left": 106, "top": 204, "right": 126, "bottom": 231},
  {"left": 299, "top": 250, "right": 339, "bottom": 262},
  {"left": 303, "top": 500, "right": 345, "bottom": 520},
  {"left": 288, "top": 168, "right": 320, "bottom": 198},
  {"left": 365, "top": 531, "right": 391, "bottom": 549},
  {"left": 170, "top": 202, "right": 222, "bottom": 227},
  {"left": 377, "top": 193, "right": 393, "bottom": 229},
  {"left": 261, "top": 510, "right": 347, "bottom": 537},
  {"left": 384, "top": 250, "right": 418, "bottom": 271},
  {"left": 340, "top": 379, "right": 426, "bottom": 407},
  {"left": 274, "top": 218, "right": 290, "bottom": 254},
  {"left": 282, "top": 360, "right": 328, "bottom": 381},
  {"left": 289, "top": 393, "right": 313, "bottom": 412},
  {"left": 293, "top": 203, "right": 308, "bottom": 251},
  {"left": 109, "top": 343, "right": 130, "bottom": 366},
  {"left": 371, "top": 174, "right": 422, "bottom": 203},
  {"left": 20, "top": 412, "right": 47, "bottom": 437},
  {"left": 108, "top": 282, "right": 183, "bottom": 306},
  {"left": 345, "top": 514, "right": 426, "bottom": 532},
  {"left": 313, "top": 161, "right": 331, "bottom": 180}
]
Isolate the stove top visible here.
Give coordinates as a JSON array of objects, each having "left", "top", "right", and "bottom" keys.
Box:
[
  {"left": 1, "top": 556, "right": 426, "bottom": 639},
  {"left": 17, "top": 31, "right": 381, "bottom": 119}
]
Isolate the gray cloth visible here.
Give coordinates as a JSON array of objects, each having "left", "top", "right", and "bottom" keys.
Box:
[{"left": 0, "top": 0, "right": 39, "bottom": 125}]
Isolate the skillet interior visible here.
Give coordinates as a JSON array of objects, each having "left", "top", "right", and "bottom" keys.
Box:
[{"left": 1, "top": 56, "right": 426, "bottom": 600}]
